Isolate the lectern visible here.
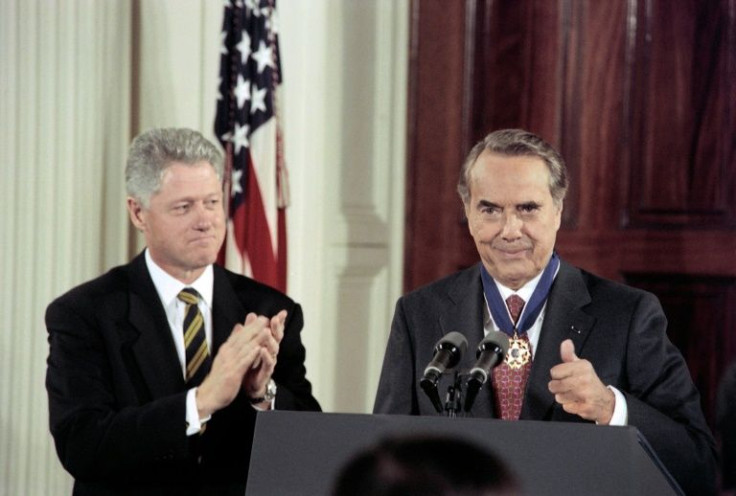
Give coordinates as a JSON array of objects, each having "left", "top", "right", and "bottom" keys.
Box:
[{"left": 245, "top": 411, "right": 682, "bottom": 496}]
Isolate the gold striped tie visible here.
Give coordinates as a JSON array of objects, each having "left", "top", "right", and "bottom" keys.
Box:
[{"left": 178, "top": 288, "right": 211, "bottom": 387}]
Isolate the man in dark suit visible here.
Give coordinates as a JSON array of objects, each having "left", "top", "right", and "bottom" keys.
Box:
[
  {"left": 46, "top": 128, "right": 320, "bottom": 496},
  {"left": 718, "top": 361, "right": 736, "bottom": 492},
  {"left": 374, "top": 129, "right": 716, "bottom": 495}
]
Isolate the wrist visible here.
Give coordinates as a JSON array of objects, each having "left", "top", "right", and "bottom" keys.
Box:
[
  {"left": 249, "top": 379, "right": 277, "bottom": 405},
  {"left": 195, "top": 385, "right": 215, "bottom": 419},
  {"left": 596, "top": 388, "right": 616, "bottom": 425}
]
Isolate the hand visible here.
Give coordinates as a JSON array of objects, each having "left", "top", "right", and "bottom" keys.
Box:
[
  {"left": 195, "top": 312, "right": 281, "bottom": 418},
  {"left": 548, "top": 339, "right": 615, "bottom": 424},
  {"left": 243, "top": 310, "right": 288, "bottom": 404},
  {"left": 242, "top": 310, "right": 287, "bottom": 403}
]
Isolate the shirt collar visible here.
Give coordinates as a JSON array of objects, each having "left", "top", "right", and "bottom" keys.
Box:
[
  {"left": 144, "top": 249, "right": 214, "bottom": 309},
  {"left": 492, "top": 254, "right": 562, "bottom": 302},
  {"left": 493, "top": 269, "right": 544, "bottom": 303}
]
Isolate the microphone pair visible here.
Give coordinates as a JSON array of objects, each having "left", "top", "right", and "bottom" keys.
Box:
[{"left": 420, "top": 331, "right": 510, "bottom": 413}]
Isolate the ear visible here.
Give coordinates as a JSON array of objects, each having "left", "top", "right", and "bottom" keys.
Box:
[
  {"left": 127, "top": 197, "right": 147, "bottom": 232},
  {"left": 462, "top": 200, "right": 474, "bottom": 236},
  {"left": 554, "top": 201, "right": 563, "bottom": 231}
]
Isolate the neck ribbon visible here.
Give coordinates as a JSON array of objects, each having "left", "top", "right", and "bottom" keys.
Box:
[{"left": 480, "top": 252, "right": 560, "bottom": 337}]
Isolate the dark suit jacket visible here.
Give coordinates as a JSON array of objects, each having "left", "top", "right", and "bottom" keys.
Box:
[
  {"left": 717, "top": 361, "right": 736, "bottom": 490},
  {"left": 46, "top": 252, "right": 321, "bottom": 496},
  {"left": 374, "top": 260, "right": 716, "bottom": 496}
]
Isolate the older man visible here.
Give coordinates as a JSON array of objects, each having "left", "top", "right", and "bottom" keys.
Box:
[
  {"left": 46, "top": 128, "right": 320, "bottom": 496},
  {"left": 374, "top": 129, "right": 716, "bottom": 495}
]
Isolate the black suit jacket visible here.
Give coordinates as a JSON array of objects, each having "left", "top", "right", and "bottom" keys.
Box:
[
  {"left": 717, "top": 361, "right": 736, "bottom": 490},
  {"left": 46, "top": 252, "right": 320, "bottom": 496},
  {"left": 374, "top": 260, "right": 716, "bottom": 496}
]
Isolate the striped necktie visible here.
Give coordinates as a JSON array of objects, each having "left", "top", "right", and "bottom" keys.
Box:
[{"left": 178, "top": 288, "right": 211, "bottom": 387}]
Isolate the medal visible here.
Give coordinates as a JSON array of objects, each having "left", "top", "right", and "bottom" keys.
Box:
[{"left": 506, "top": 331, "right": 531, "bottom": 369}]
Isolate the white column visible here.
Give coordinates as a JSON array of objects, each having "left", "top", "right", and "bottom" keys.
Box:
[
  {"left": 281, "top": 0, "right": 409, "bottom": 412},
  {"left": 135, "top": 0, "right": 221, "bottom": 136}
]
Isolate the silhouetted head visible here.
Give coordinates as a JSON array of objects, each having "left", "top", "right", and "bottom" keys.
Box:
[{"left": 333, "top": 435, "right": 521, "bottom": 496}]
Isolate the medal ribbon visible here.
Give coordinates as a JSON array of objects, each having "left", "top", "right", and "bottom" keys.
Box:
[{"left": 480, "top": 252, "right": 560, "bottom": 337}]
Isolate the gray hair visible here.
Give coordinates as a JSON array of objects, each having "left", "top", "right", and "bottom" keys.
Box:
[
  {"left": 126, "top": 128, "right": 224, "bottom": 206},
  {"left": 457, "top": 129, "right": 568, "bottom": 206}
]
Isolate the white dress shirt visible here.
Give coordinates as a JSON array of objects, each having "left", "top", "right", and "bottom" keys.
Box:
[{"left": 145, "top": 250, "right": 214, "bottom": 435}]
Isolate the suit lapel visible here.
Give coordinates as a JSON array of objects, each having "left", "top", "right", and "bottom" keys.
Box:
[
  {"left": 121, "top": 259, "right": 245, "bottom": 399},
  {"left": 441, "top": 265, "right": 494, "bottom": 417},
  {"left": 521, "top": 260, "right": 596, "bottom": 420},
  {"left": 211, "top": 266, "right": 245, "bottom": 352},
  {"left": 123, "top": 253, "right": 185, "bottom": 398},
  {"left": 441, "top": 265, "right": 486, "bottom": 357}
]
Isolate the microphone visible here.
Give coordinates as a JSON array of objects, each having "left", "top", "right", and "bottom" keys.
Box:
[
  {"left": 464, "top": 332, "right": 510, "bottom": 412},
  {"left": 420, "top": 332, "right": 468, "bottom": 412}
]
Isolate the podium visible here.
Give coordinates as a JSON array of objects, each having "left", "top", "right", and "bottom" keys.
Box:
[{"left": 245, "top": 411, "right": 682, "bottom": 496}]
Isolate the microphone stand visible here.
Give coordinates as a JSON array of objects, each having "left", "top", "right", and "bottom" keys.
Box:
[{"left": 443, "top": 371, "right": 464, "bottom": 418}]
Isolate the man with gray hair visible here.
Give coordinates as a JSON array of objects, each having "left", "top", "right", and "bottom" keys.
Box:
[
  {"left": 46, "top": 128, "right": 320, "bottom": 496},
  {"left": 374, "top": 129, "right": 716, "bottom": 495}
]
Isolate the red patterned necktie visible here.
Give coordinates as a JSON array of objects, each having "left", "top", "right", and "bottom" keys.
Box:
[{"left": 491, "top": 294, "right": 532, "bottom": 420}]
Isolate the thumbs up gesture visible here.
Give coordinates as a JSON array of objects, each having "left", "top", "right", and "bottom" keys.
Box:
[{"left": 548, "top": 339, "right": 615, "bottom": 424}]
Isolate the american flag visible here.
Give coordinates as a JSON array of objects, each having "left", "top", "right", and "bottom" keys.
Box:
[{"left": 215, "top": 0, "right": 288, "bottom": 292}]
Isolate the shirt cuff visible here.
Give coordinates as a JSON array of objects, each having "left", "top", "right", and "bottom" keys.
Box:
[
  {"left": 250, "top": 398, "right": 276, "bottom": 412},
  {"left": 600, "top": 386, "right": 628, "bottom": 426},
  {"left": 186, "top": 387, "right": 211, "bottom": 436}
]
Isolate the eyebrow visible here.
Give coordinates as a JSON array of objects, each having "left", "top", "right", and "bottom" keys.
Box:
[
  {"left": 477, "top": 200, "right": 500, "bottom": 209},
  {"left": 172, "top": 192, "right": 222, "bottom": 203},
  {"left": 476, "top": 200, "right": 543, "bottom": 210},
  {"left": 517, "top": 201, "right": 542, "bottom": 209}
]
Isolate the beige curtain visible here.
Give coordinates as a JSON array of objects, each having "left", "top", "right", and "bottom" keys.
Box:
[{"left": 0, "top": 0, "right": 131, "bottom": 493}]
